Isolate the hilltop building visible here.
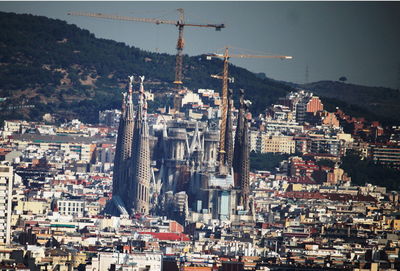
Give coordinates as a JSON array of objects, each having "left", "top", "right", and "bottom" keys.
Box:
[
  {"left": 368, "top": 143, "right": 400, "bottom": 168},
  {"left": 278, "top": 90, "right": 324, "bottom": 124}
]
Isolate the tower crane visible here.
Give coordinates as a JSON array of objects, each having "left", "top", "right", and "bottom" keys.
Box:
[
  {"left": 68, "top": 9, "right": 225, "bottom": 86},
  {"left": 206, "top": 46, "right": 292, "bottom": 175}
]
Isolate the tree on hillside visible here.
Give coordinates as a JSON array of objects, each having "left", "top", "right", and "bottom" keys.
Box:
[{"left": 340, "top": 150, "right": 400, "bottom": 191}]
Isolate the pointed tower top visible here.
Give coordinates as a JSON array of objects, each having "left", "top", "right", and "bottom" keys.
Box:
[
  {"left": 162, "top": 122, "right": 168, "bottom": 138},
  {"left": 125, "top": 76, "right": 134, "bottom": 120},
  {"left": 121, "top": 92, "right": 127, "bottom": 114},
  {"left": 244, "top": 99, "right": 252, "bottom": 109},
  {"left": 140, "top": 76, "right": 147, "bottom": 112},
  {"left": 131, "top": 75, "right": 151, "bottom": 215},
  {"left": 128, "top": 75, "right": 134, "bottom": 94},
  {"left": 139, "top": 76, "right": 145, "bottom": 93}
]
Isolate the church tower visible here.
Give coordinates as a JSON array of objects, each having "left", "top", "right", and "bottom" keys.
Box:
[
  {"left": 108, "top": 76, "right": 135, "bottom": 216},
  {"left": 130, "top": 76, "right": 151, "bottom": 214},
  {"left": 233, "top": 89, "right": 251, "bottom": 211},
  {"left": 225, "top": 88, "right": 234, "bottom": 170},
  {"left": 106, "top": 76, "right": 150, "bottom": 216}
]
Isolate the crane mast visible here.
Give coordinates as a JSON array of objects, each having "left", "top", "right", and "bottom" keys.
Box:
[
  {"left": 68, "top": 9, "right": 224, "bottom": 86},
  {"left": 207, "top": 47, "right": 292, "bottom": 176},
  {"left": 218, "top": 47, "right": 229, "bottom": 175},
  {"left": 174, "top": 9, "right": 185, "bottom": 85}
]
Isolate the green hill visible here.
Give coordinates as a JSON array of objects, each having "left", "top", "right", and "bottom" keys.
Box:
[
  {"left": 0, "top": 11, "right": 294, "bottom": 123},
  {"left": 300, "top": 81, "right": 400, "bottom": 125},
  {"left": 0, "top": 11, "right": 398, "bottom": 126}
]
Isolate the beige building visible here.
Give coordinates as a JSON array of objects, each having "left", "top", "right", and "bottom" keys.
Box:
[
  {"left": 249, "top": 132, "right": 295, "bottom": 154},
  {"left": 86, "top": 203, "right": 100, "bottom": 217},
  {"left": 263, "top": 135, "right": 296, "bottom": 154},
  {"left": 15, "top": 200, "right": 50, "bottom": 215}
]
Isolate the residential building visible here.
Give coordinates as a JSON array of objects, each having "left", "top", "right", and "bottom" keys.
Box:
[
  {"left": 0, "top": 165, "right": 15, "bottom": 245},
  {"left": 369, "top": 143, "right": 400, "bottom": 168},
  {"left": 98, "top": 109, "right": 121, "bottom": 128},
  {"left": 263, "top": 135, "right": 295, "bottom": 154},
  {"left": 57, "top": 199, "right": 85, "bottom": 217}
]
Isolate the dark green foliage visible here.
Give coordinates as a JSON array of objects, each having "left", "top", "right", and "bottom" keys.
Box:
[
  {"left": 341, "top": 150, "right": 400, "bottom": 191},
  {"left": 1, "top": 11, "right": 397, "bottom": 125},
  {"left": 321, "top": 96, "right": 397, "bottom": 126},
  {"left": 0, "top": 11, "right": 173, "bottom": 88},
  {"left": 302, "top": 81, "right": 400, "bottom": 125},
  {"left": 316, "top": 159, "right": 335, "bottom": 168},
  {"left": 147, "top": 95, "right": 174, "bottom": 112},
  {"left": 0, "top": 11, "right": 296, "bottom": 123},
  {"left": 0, "top": 64, "right": 62, "bottom": 90},
  {"left": 250, "top": 151, "right": 289, "bottom": 171}
]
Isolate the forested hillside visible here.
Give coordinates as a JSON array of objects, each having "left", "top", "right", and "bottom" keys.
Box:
[
  {"left": 1, "top": 11, "right": 398, "bottom": 125},
  {"left": 0, "top": 11, "right": 294, "bottom": 123},
  {"left": 301, "top": 81, "right": 400, "bottom": 125}
]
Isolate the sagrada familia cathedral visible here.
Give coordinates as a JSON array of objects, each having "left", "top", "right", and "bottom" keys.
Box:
[
  {"left": 105, "top": 76, "right": 253, "bottom": 223},
  {"left": 105, "top": 76, "right": 151, "bottom": 216}
]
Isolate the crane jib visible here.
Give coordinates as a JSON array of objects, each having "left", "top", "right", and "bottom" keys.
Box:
[{"left": 68, "top": 10, "right": 225, "bottom": 85}]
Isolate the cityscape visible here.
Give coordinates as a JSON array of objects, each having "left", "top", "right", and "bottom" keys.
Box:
[{"left": 1, "top": 2, "right": 400, "bottom": 271}]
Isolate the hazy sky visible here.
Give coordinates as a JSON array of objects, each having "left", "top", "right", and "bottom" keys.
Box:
[{"left": 1, "top": 1, "right": 400, "bottom": 89}]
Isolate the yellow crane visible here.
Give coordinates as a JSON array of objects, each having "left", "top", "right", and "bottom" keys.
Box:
[
  {"left": 206, "top": 46, "right": 292, "bottom": 174},
  {"left": 68, "top": 9, "right": 225, "bottom": 86}
]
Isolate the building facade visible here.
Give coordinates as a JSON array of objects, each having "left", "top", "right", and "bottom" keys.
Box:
[
  {"left": 263, "top": 135, "right": 296, "bottom": 154},
  {"left": 57, "top": 199, "right": 85, "bottom": 217},
  {"left": 0, "top": 165, "right": 14, "bottom": 245},
  {"left": 369, "top": 143, "right": 400, "bottom": 168}
]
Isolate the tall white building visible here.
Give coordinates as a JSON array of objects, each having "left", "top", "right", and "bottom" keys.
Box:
[
  {"left": 57, "top": 199, "right": 85, "bottom": 217},
  {"left": 0, "top": 165, "right": 15, "bottom": 245}
]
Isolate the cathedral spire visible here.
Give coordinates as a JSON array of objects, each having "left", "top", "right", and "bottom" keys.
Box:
[
  {"left": 112, "top": 92, "right": 126, "bottom": 198},
  {"left": 125, "top": 76, "right": 134, "bottom": 121},
  {"left": 239, "top": 101, "right": 250, "bottom": 209},
  {"left": 130, "top": 75, "right": 151, "bottom": 214},
  {"left": 128, "top": 75, "right": 133, "bottom": 94},
  {"left": 233, "top": 89, "right": 245, "bottom": 188},
  {"left": 225, "top": 88, "right": 234, "bottom": 170},
  {"left": 233, "top": 89, "right": 251, "bottom": 210},
  {"left": 109, "top": 76, "right": 136, "bottom": 215}
]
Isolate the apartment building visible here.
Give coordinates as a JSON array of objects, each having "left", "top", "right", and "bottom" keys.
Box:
[
  {"left": 0, "top": 165, "right": 14, "bottom": 245},
  {"left": 57, "top": 199, "right": 86, "bottom": 217},
  {"left": 263, "top": 135, "right": 296, "bottom": 154}
]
